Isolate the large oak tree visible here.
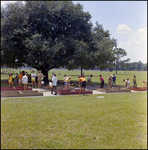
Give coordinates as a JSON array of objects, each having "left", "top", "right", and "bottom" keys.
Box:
[
  {"left": 1, "top": 1, "right": 127, "bottom": 82},
  {"left": 1, "top": 1, "right": 92, "bottom": 82}
]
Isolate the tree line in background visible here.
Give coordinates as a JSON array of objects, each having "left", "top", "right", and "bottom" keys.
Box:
[
  {"left": 117, "top": 61, "right": 147, "bottom": 71},
  {"left": 60, "top": 60, "right": 147, "bottom": 71},
  {"left": 1, "top": 1, "right": 145, "bottom": 83}
]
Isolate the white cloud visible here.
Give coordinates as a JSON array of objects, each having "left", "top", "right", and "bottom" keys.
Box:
[
  {"left": 117, "top": 25, "right": 147, "bottom": 63},
  {"left": 1, "top": 1, "right": 17, "bottom": 6},
  {"left": 117, "top": 24, "right": 133, "bottom": 34},
  {"left": 1, "top": 1, "right": 25, "bottom": 7}
]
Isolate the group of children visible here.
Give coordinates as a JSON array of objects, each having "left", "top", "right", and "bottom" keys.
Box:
[
  {"left": 8, "top": 70, "right": 45, "bottom": 90},
  {"left": 63, "top": 74, "right": 87, "bottom": 95},
  {"left": 8, "top": 70, "right": 147, "bottom": 94},
  {"left": 107, "top": 74, "right": 116, "bottom": 89},
  {"left": 122, "top": 75, "right": 137, "bottom": 88},
  {"left": 46, "top": 73, "right": 116, "bottom": 95},
  {"left": 8, "top": 72, "right": 28, "bottom": 90},
  {"left": 46, "top": 73, "right": 88, "bottom": 95}
]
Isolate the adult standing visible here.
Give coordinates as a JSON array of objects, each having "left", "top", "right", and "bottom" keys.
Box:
[
  {"left": 31, "top": 70, "right": 36, "bottom": 88},
  {"left": 22, "top": 73, "right": 28, "bottom": 90},
  {"left": 51, "top": 74, "right": 58, "bottom": 95},
  {"left": 99, "top": 75, "right": 104, "bottom": 88},
  {"left": 87, "top": 75, "right": 93, "bottom": 85},
  {"left": 79, "top": 75, "right": 86, "bottom": 95},
  {"left": 112, "top": 74, "right": 116, "bottom": 86}
]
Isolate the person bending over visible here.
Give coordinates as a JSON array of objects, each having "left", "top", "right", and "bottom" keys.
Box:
[{"left": 79, "top": 75, "right": 86, "bottom": 95}]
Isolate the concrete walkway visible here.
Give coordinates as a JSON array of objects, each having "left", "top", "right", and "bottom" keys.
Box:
[
  {"left": 1, "top": 88, "right": 146, "bottom": 99},
  {"left": 33, "top": 88, "right": 146, "bottom": 97}
]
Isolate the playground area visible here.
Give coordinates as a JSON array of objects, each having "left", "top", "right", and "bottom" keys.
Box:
[
  {"left": 1, "top": 69, "right": 147, "bottom": 98},
  {"left": 1, "top": 84, "right": 147, "bottom": 98},
  {"left": 1, "top": 70, "right": 147, "bottom": 149}
]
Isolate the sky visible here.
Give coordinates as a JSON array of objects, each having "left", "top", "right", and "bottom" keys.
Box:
[{"left": 1, "top": 1, "right": 147, "bottom": 64}]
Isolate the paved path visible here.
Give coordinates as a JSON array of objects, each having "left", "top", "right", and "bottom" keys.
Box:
[
  {"left": 33, "top": 88, "right": 146, "bottom": 97},
  {"left": 1, "top": 87, "right": 146, "bottom": 99},
  {"left": 33, "top": 88, "right": 107, "bottom": 97}
]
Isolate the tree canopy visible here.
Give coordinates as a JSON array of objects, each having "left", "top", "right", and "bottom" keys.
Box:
[
  {"left": 113, "top": 48, "right": 130, "bottom": 74},
  {"left": 1, "top": 1, "right": 128, "bottom": 82},
  {"left": 1, "top": 1, "right": 93, "bottom": 82}
]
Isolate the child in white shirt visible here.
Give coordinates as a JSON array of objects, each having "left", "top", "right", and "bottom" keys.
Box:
[
  {"left": 46, "top": 80, "right": 53, "bottom": 90},
  {"left": 125, "top": 78, "right": 131, "bottom": 93},
  {"left": 49, "top": 80, "right": 53, "bottom": 90}
]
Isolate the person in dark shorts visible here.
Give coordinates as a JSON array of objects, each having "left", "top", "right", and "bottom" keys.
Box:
[
  {"left": 79, "top": 75, "right": 86, "bottom": 95},
  {"left": 133, "top": 75, "right": 137, "bottom": 87},
  {"left": 99, "top": 75, "right": 104, "bottom": 88},
  {"left": 112, "top": 74, "right": 116, "bottom": 86}
]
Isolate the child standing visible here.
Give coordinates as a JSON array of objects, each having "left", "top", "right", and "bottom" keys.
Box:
[
  {"left": 133, "top": 75, "right": 137, "bottom": 87},
  {"left": 49, "top": 80, "right": 53, "bottom": 91},
  {"left": 31, "top": 70, "right": 36, "bottom": 88},
  {"left": 63, "top": 74, "right": 68, "bottom": 90},
  {"left": 51, "top": 74, "right": 58, "bottom": 95},
  {"left": 22, "top": 73, "right": 28, "bottom": 90},
  {"left": 108, "top": 74, "right": 113, "bottom": 89},
  {"left": 18, "top": 71, "right": 23, "bottom": 87},
  {"left": 47, "top": 79, "right": 53, "bottom": 90},
  {"left": 38, "top": 70, "right": 43, "bottom": 88},
  {"left": 125, "top": 78, "right": 131, "bottom": 93},
  {"left": 87, "top": 75, "right": 93, "bottom": 85},
  {"left": 8, "top": 74, "right": 14, "bottom": 87},
  {"left": 99, "top": 75, "right": 104, "bottom": 88},
  {"left": 112, "top": 74, "right": 116, "bottom": 86},
  {"left": 64, "top": 76, "right": 71, "bottom": 90}
]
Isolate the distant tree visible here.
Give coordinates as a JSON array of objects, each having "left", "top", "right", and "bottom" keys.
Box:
[
  {"left": 127, "top": 61, "right": 145, "bottom": 71},
  {"left": 120, "top": 58, "right": 130, "bottom": 71},
  {"left": 129, "top": 62, "right": 139, "bottom": 71},
  {"left": 113, "top": 48, "right": 129, "bottom": 74},
  {"left": 142, "top": 63, "right": 147, "bottom": 71},
  {"left": 137, "top": 61, "right": 144, "bottom": 71}
]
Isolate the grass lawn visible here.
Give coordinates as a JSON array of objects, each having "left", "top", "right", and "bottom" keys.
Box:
[{"left": 1, "top": 92, "right": 147, "bottom": 149}]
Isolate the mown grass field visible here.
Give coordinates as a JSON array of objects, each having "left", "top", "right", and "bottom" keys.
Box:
[
  {"left": 1, "top": 92, "right": 147, "bottom": 149},
  {"left": 1, "top": 68, "right": 147, "bottom": 87}
]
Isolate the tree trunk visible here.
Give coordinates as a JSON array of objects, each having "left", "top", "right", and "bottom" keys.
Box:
[
  {"left": 42, "top": 69, "right": 49, "bottom": 84},
  {"left": 116, "top": 64, "right": 117, "bottom": 74},
  {"left": 81, "top": 66, "right": 83, "bottom": 76}
]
